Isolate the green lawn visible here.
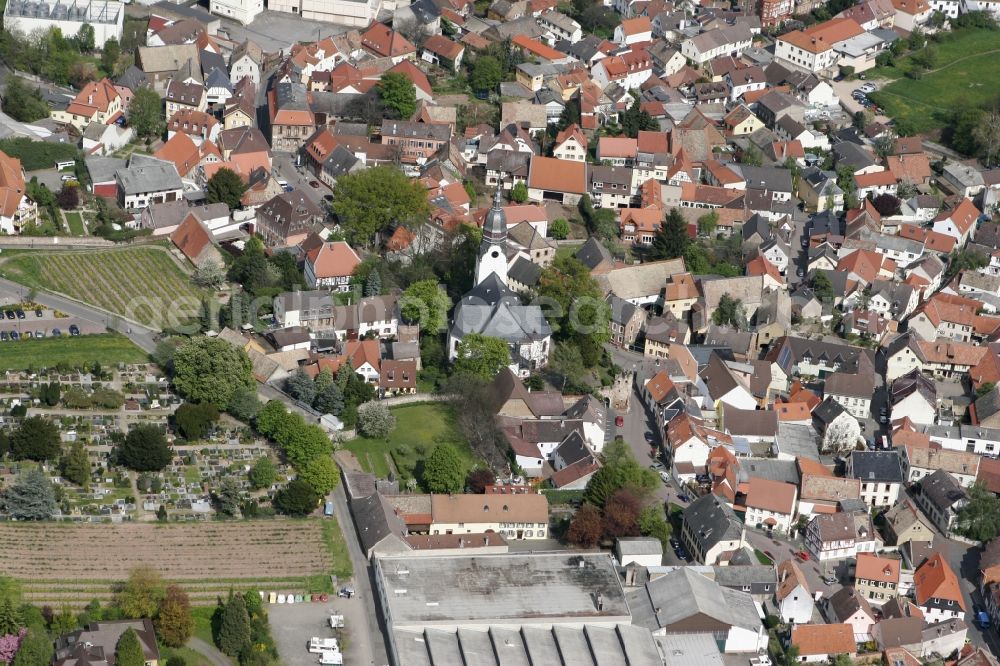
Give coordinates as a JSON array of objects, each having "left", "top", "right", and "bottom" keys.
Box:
[
  {"left": 65, "top": 212, "right": 86, "bottom": 236},
  {"left": 0, "top": 247, "right": 207, "bottom": 328},
  {"left": 190, "top": 606, "right": 216, "bottom": 644},
  {"left": 158, "top": 645, "right": 211, "bottom": 666},
  {"left": 754, "top": 549, "right": 773, "bottom": 565},
  {"left": 0, "top": 332, "right": 147, "bottom": 371},
  {"left": 869, "top": 28, "right": 1000, "bottom": 133},
  {"left": 555, "top": 242, "right": 584, "bottom": 262},
  {"left": 343, "top": 403, "right": 478, "bottom": 488}
]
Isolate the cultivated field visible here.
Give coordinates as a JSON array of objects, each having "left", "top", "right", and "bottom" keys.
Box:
[
  {"left": 870, "top": 28, "right": 1000, "bottom": 133},
  {"left": 1, "top": 247, "right": 206, "bottom": 328},
  {"left": 0, "top": 520, "right": 349, "bottom": 607}
]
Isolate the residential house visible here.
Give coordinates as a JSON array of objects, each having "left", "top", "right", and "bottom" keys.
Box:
[
  {"left": 607, "top": 294, "right": 645, "bottom": 350},
  {"left": 901, "top": 446, "right": 979, "bottom": 487},
  {"left": 806, "top": 510, "right": 878, "bottom": 561},
  {"left": 914, "top": 553, "right": 966, "bottom": 624},
  {"left": 257, "top": 191, "right": 323, "bottom": 247},
  {"left": 825, "top": 371, "right": 874, "bottom": 420},
  {"left": 54, "top": 620, "right": 160, "bottom": 666},
  {"left": 428, "top": 493, "right": 549, "bottom": 539},
  {"left": 681, "top": 493, "right": 747, "bottom": 565},
  {"left": 552, "top": 124, "right": 587, "bottom": 162},
  {"left": 52, "top": 78, "right": 123, "bottom": 132},
  {"left": 790, "top": 623, "right": 857, "bottom": 662},
  {"left": 882, "top": 498, "right": 934, "bottom": 547},
  {"left": 421, "top": 35, "right": 465, "bottom": 72},
  {"left": 381, "top": 120, "right": 452, "bottom": 164},
  {"left": 744, "top": 477, "right": 798, "bottom": 534},
  {"left": 797, "top": 474, "right": 860, "bottom": 518},
  {"left": 774, "top": 18, "right": 865, "bottom": 74},
  {"left": 776, "top": 559, "right": 814, "bottom": 624},
  {"left": 268, "top": 81, "right": 315, "bottom": 153},
  {"left": 932, "top": 198, "right": 980, "bottom": 246},
  {"left": 823, "top": 587, "right": 875, "bottom": 642},
  {"left": 912, "top": 469, "right": 968, "bottom": 536},
  {"left": 849, "top": 450, "right": 903, "bottom": 508},
  {"left": 855, "top": 553, "right": 900, "bottom": 606},
  {"left": 115, "top": 156, "right": 183, "bottom": 210},
  {"left": 304, "top": 241, "right": 361, "bottom": 291},
  {"left": 680, "top": 23, "right": 754, "bottom": 66},
  {"left": 0, "top": 150, "right": 36, "bottom": 234}
]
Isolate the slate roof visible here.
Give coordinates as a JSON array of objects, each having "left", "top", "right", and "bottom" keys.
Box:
[
  {"left": 682, "top": 493, "right": 744, "bottom": 553},
  {"left": 851, "top": 450, "right": 903, "bottom": 483}
]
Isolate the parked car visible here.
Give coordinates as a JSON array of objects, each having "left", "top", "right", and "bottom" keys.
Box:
[
  {"left": 10, "top": 331, "right": 18, "bottom": 340},
  {"left": 750, "top": 656, "right": 773, "bottom": 666},
  {"left": 859, "top": 83, "right": 876, "bottom": 93},
  {"left": 796, "top": 550, "right": 810, "bottom": 561},
  {"left": 659, "top": 471, "right": 670, "bottom": 484},
  {"left": 34, "top": 308, "right": 42, "bottom": 317},
  {"left": 677, "top": 493, "right": 689, "bottom": 502},
  {"left": 615, "top": 415, "right": 624, "bottom": 427},
  {"left": 52, "top": 328, "right": 60, "bottom": 337},
  {"left": 69, "top": 324, "right": 80, "bottom": 336},
  {"left": 0, "top": 331, "right": 6, "bottom": 341},
  {"left": 15, "top": 309, "right": 25, "bottom": 319},
  {"left": 823, "top": 574, "right": 837, "bottom": 585},
  {"left": 337, "top": 587, "right": 355, "bottom": 598},
  {"left": 4, "top": 310, "right": 13, "bottom": 319},
  {"left": 22, "top": 331, "right": 31, "bottom": 339},
  {"left": 644, "top": 432, "right": 656, "bottom": 442},
  {"left": 34, "top": 330, "right": 44, "bottom": 338},
  {"left": 650, "top": 461, "right": 665, "bottom": 472}
]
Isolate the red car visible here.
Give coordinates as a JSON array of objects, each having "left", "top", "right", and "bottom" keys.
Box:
[
  {"left": 796, "top": 550, "right": 810, "bottom": 562},
  {"left": 615, "top": 415, "right": 624, "bottom": 427}
]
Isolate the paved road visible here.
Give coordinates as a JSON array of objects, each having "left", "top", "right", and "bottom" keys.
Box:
[
  {"left": 188, "top": 637, "right": 233, "bottom": 666},
  {"left": 329, "top": 483, "right": 390, "bottom": 666}
]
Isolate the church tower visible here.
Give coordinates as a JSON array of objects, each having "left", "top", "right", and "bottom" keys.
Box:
[{"left": 475, "top": 188, "right": 509, "bottom": 286}]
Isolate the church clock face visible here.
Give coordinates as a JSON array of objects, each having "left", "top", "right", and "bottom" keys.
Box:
[{"left": 491, "top": 250, "right": 500, "bottom": 258}]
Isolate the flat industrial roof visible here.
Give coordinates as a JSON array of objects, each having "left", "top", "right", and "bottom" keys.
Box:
[{"left": 377, "top": 552, "right": 629, "bottom": 627}]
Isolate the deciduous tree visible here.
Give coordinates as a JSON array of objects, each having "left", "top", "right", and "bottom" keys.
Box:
[
  {"left": 602, "top": 489, "right": 641, "bottom": 538},
  {"left": 155, "top": 585, "right": 193, "bottom": 648},
  {"left": 101, "top": 38, "right": 121, "bottom": 75},
  {"left": 470, "top": 56, "right": 502, "bottom": 93},
  {"left": 115, "top": 566, "right": 165, "bottom": 619},
  {"left": 356, "top": 402, "right": 396, "bottom": 439},
  {"left": 377, "top": 72, "right": 416, "bottom": 119},
  {"left": 566, "top": 504, "right": 603, "bottom": 547},
  {"left": 400, "top": 279, "right": 451, "bottom": 332},
  {"left": 466, "top": 468, "right": 496, "bottom": 493},
  {"left": 298, "top": 456, "right": 340, "bottom": 495},
  {"left": 1, "top": 78, "right": 49, "bottom": 122},
  {"left": 582, "top": 439, "right": 657, "bottom": 507},
  {"left": 13, "top": 628, "right": 52, "bottom": 666},
  {"left": 248, "top": 457, "right": 278, "bottom": 490},
  {"left": 711, "top": 293, "right": 747, "bottom": 329},
  {"left": 549, "top": 218, "right": 569, "bottom": 240},
  {"left": 421, "top": 445, "right": 464, "bottom": 493},
  {"left": 172, "top": 337, "right": 255, "bottom": 409},
  {"left": 331, "top": 166, "right": 430, "bottom": 246},
  {"left": 453, "top": 334, "right": 510, "bottom": 380},
  {"left": 128, "top": 88, "right": 164, "bottom": 140}
]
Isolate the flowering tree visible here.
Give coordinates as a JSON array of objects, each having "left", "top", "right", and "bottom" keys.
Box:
[{"left": 0, "top": 628, "right": 27, "bottom": 663}]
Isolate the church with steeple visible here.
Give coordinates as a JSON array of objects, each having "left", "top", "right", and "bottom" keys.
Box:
[{"left": 448, "top": 190, "right": 552, "bottom": 377}]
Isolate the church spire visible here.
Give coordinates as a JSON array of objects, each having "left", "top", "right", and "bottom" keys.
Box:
[{"left": 475, "top": 188, "right": 509, "bottom": 287}]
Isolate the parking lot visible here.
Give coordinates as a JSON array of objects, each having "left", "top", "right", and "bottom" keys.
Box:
[
  {"left": 0, "top": 304, "right": 103, "bottom": 341},
  {"left": 831, "top": 78, "right": 891, "bottom": 122},
  {"left": 269, "top": 592, "right": 371, "bottom": 666}
]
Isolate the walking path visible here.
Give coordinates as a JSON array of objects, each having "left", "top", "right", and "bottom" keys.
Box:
[{"left": 187, "top": 637, "right": 233, "bottom": 666}]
